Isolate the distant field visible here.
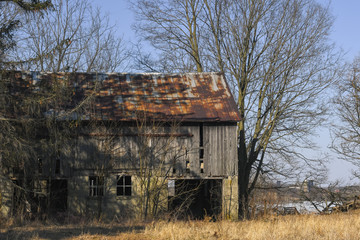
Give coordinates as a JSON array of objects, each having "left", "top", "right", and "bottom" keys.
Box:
[{"left": 2, "top": 211, "right": 360, "bottom": 239}]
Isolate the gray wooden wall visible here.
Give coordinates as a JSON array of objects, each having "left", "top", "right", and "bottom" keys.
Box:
[{"left": 55, "top": 123, "right": 238, "bottom": 178}]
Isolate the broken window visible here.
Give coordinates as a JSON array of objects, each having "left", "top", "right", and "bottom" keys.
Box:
[
  {"left": 117, "top": 175, "right": 132, "bottom": 196},
  {"left": 89, "top": 176, "right": 104, "bottom": 197}
]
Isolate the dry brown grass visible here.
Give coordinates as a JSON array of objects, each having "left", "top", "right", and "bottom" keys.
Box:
[
  {"left": 144, "top": 211, "right": 360, "bottom": 240},
  {"left": 2, "top": 211, "right": 360, "bottom": 239}
]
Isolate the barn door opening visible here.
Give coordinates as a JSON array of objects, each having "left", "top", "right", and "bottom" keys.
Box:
[
  {"left": 50, "top": 179, "right": 67, "bottom": 214},
  {"left": 168, "top": 179, "right": 222, "bottom": 219}
]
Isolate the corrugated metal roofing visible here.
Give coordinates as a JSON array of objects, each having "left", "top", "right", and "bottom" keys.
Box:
[{"left": 3, "top": 71, "right": 241, "bottom": 122}]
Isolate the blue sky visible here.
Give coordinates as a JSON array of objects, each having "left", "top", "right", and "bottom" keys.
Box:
[
  {"left": 92, "top": 1, "right": 135, "bottom": 41},
  {"left": 92, "top": 0, "right": 360, "bottom": 183},
  {"left": 325, "top": 0, "right": 360, "bottom": 61},
  {"left": 94, "top": 0, "right": 360, "bottom": 62}
]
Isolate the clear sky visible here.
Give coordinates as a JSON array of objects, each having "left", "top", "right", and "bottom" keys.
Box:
[
  {"left": 310, "top": 1, "right": 360, "bottom": 183},
  {"left": 92, "top": 0, "right": 360, "bottom": 183},
  {"left": 91, "top": 1, "right": 135, "bottom": 42},
  {"left": 325, "top": 0, "right": 360, "bottom": 61},
  {"left": 93, "top": 0, "right": 360, "bottom": 63},
  {"left": 92, "top": 0, "right": 360, "bottom": 60}
]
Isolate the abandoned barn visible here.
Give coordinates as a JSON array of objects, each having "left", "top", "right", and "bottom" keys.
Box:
[{"left": 0, "top": 71, "right": 240, "bottom": 220}]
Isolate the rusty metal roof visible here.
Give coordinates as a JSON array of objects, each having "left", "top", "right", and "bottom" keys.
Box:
[{"left": 4, "top": 71, "right": 240, "bottom": 122}]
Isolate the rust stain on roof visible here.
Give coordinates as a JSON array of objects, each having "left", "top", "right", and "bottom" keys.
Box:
[{"left": 4, "top": 71, "right": 241, "bottom": 122}]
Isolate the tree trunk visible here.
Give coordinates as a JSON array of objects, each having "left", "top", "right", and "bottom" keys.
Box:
[
  {"left": 238, "top": 153, "right": 250, "bottom": 219},
  {"left": 238, "top": 128, "right": 251, "bottom": 220}
]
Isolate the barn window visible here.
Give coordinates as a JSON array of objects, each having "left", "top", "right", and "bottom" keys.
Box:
[
  {"left": 199, "top": 123, "right": 204, "bottom": 173},
  {"left": 117, "top": 175, "right": 132, "bottom": 196},
  {"left": 55, "top": 159, "right": 60, "bottom": 174},
  {"left": 199, "top": 123, "right": 204, "bottom": 147},
  {"left": 89, "top": 176, "right": 104, "bottom": 197},
  {"left": 38, "top": 158, "right": 43, "bottom": 174}
]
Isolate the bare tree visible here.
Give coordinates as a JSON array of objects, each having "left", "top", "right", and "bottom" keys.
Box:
[
  {"left": 300, "top": 181, "right": 343, "bottom": 214},
  {"left": 0, "top": 0, "right": 53, "bottom": 222},
  {"left": 0, "top": 0, "right": 130, "bottom": 221},
  {"left": 131, "top": 0, "right": 339, "bottom": 219},
  {"left": 9, "top": 0, "right": 130, "bottom": 72},
  {"left": 332, "top": 56, "right": 360, "bottom": 175},
  {"left": 77, "top": 109, "right": 195, "bottom": 221},
  {"left": 127, "top": 112, "right": 190, "bottom": 220},
  {"left": 131, "top": 0, "right": 205, "bottom": 73}
]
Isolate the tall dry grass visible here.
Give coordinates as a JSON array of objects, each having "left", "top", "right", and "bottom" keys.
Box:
[
  {"left": 144, "top": 212, "right": 360, "bottom": 240},
  {"left": 2, "top": 211, "right": 360, "bottom": 239}
]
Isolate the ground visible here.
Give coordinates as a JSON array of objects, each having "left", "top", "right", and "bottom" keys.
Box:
[{"left": 2, "top": 211, "right": 360, "bottom": 239}]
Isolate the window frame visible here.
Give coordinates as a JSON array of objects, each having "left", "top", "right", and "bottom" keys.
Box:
[
  {"left": 89, "top": 176, "right": 104, "bottom": 197},
  {"left": 117, "top": 175, "right": 132, "bottom": 196}
]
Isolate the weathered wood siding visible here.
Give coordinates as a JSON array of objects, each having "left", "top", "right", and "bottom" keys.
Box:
[
  {"left": 204, "top": 125, "right": 238, "bottom": 176},
  {"left": 57, "top": 124, "right": 237, "bottom": 178}
]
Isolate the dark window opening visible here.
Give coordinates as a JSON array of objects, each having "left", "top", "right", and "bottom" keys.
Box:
[
  {"left": 117, "top": 175, "right": 132, "bottom": 196},
  {"left": 89, "top": 176, "right": 104, "bottom": 196},
  {"left": 199, "top": 123, "right": 204, "bottom": 147},
  {"left": 200, "top": 160, "right": 204, "bottom": 173},
  {"left": 55, "top": 159, "right": 60, "bottom": 174},
  {"left": 38, "top": 158, "right": 43, "bottom": 174},
  {"left": 186, "top": 160, "right": 190, "bottom": 173},
  {"left": 199, "top": 124, "right": 204, "bottom": 174},
  {"left": 172, "top": 159, "right": 177, "bottom": 174},
  {"left": 199, "top": 148, "right": 204, "bottom": 159}
]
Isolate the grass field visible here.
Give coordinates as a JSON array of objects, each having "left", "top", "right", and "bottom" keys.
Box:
[{"left": 2, "top": 211, "right": 360, "bottom": 240}]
